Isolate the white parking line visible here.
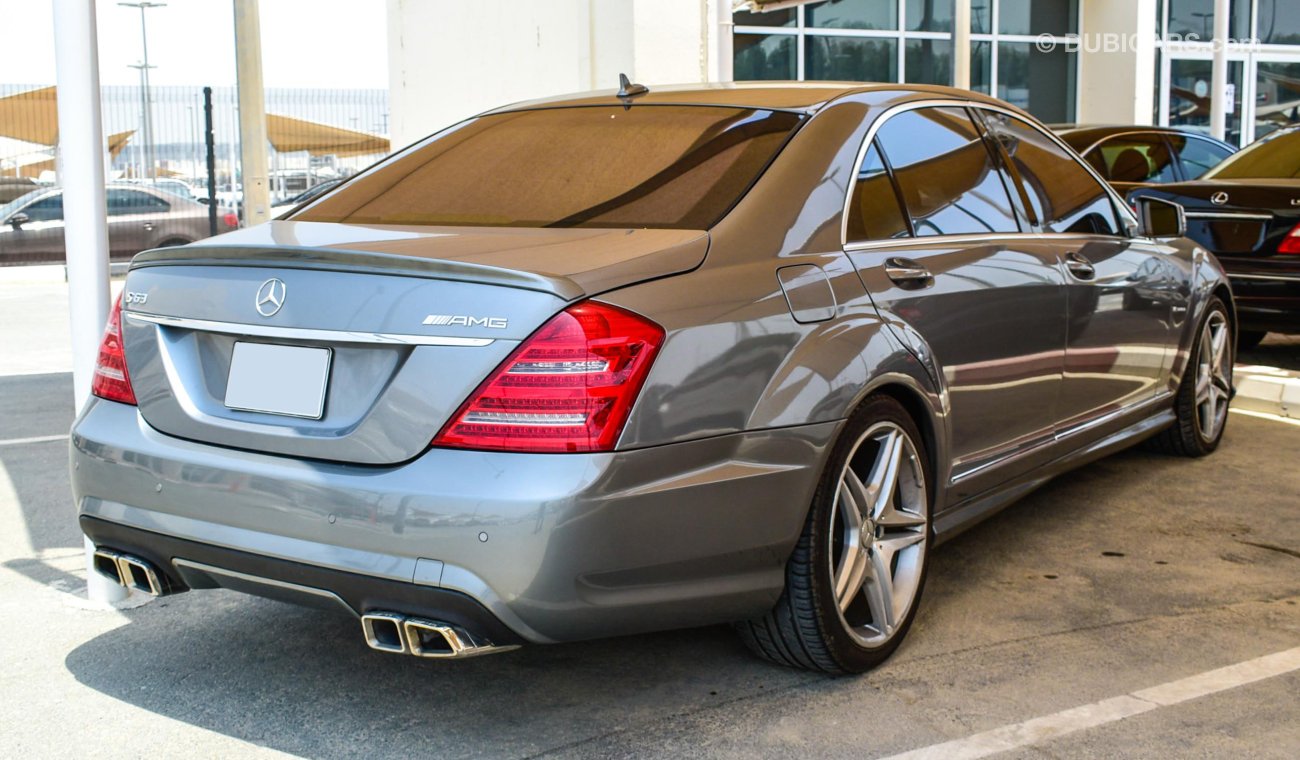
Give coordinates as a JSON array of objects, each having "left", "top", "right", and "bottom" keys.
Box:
[
  {"left": 0, "top": 434, "right": 69, "bottom": 447},
  {"left": 881, "top": 646, "right": 1300, "bottom": 760}
]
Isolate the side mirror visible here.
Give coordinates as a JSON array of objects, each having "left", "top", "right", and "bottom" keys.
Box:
[
  {"left": 6, "top": 211, "right": 29, "bottom": 228},
  {"left": 196, "top": 197, "right": 212, "bottom": 206},
  {"left": 1135, "top": 197, "right": 1186, "bottom": 239}
]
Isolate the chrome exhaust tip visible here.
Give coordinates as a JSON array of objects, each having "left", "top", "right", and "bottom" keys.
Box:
[
  {"left": 92, "top": 549, "right": 127, "bottom": 586},
  {"left": 116, "top": 554, "right": 165, "bottom": 596},
  {"left": 360, "top": 612, "right": 409, "bottom": 654},
  {"left": 403, "top": 618, "right": 519, "bottom": 659}
]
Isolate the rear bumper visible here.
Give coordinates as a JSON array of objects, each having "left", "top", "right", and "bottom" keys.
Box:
[
  {"left": 1223, "top": 269, "right": 1300, "bottom": 334},
  {"left": 71, "top": 399, "right": 836, "bottom": 643}
]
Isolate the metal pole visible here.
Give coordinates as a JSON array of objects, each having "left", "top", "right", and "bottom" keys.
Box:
[
  {"left": 952, "top": 0, "right": 972, "bottom": 90},
  {"left": 120, "top": 4, "right": 166, "bottom": 178},
  {"left": 204, "top": 86, "right": 218, "bottom": 236},
  {"left": 1209, "top": 0, "right": 1230, "bottom": 141},
  {"left": 54, "top": 0, "right": 128, "bottom": 604},
  {"left": 234, "top": 0, "right": 271, "bottom": 225}
]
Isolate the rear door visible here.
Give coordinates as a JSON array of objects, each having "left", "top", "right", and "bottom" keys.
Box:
[
  {"left": 845, "top": 105, "right": 1069, "bottom": 499},
  {"left": 978, "top": 110, "right": 1185, "bottom": 429}
]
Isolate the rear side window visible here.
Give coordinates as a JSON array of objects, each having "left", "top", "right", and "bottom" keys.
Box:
[
  {"left": 980, "top": 112, "right": 1123, "bottom": 236},
  {"left": 106, "top": 189, "right": 170, "bottom": 216},
  {"left": 1088, "top": 134, "right": 1178, "bottom": 184},
  {"left": 294, "top": 105, "right": 804, "bottom": 230},
  {"left": 1169, "top": 135, "right": 1232, "bottom": 180},
  {"left": 846, "top": 139, "right": 911, "bottom": 243},
  {"left": 874, "top": 107, "right": 1020, "bottom": 237}
]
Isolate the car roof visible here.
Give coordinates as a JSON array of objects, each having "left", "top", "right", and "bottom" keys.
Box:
[{"left": 484, "top": 81, "right": 1019, "bottom": 116}]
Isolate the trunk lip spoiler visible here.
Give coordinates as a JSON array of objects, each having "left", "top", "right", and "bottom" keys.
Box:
[{"left": 129, "top": 244, "right": 587, "bottom": 301}]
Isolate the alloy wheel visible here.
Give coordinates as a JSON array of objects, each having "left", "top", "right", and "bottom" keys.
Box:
[{"left": 1194, "top": 310, "right": 1231, "bottom": 442}]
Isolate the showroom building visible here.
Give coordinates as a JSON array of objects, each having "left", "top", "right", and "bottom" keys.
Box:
[{"left": 387, "top": 0, "right": 1300, "bottom": 150}]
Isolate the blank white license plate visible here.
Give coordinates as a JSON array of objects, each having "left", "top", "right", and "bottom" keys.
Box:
[{"left": 224, "top": 342, "right": 332, "bottom": 419}]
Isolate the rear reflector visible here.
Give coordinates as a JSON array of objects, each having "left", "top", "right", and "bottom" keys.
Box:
[
  {"left": 90, "top": 294, "right": 137, "bottom": 405},
  {"left": 432, "top": 301, "right": 664, "bottom": 453},
  {"left": 1279, "top": 223, "right": 1300, "bottom": 255}
]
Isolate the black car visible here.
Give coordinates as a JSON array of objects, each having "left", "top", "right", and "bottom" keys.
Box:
[
  {"left": 1129, "top": 127, "right": 1300, "bottom": 348},
  {"left": 1055, "top": 125, "right": 1236, "bottom": 197}
]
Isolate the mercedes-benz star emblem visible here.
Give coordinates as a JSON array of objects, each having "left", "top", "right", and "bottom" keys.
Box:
[
  {"left": 1210, "top": 191, "right": 1230, "bottom": 206},
  {"left": 255, "top": 278, "right": 286, "bottom": 317}
]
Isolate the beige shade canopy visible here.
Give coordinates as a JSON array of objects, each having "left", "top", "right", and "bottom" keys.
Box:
[
  {"left": 0, "top": 86, "right": 58, "bottom": 146},
  {"left": 266, "top": 113, "right": 390, "bottom": 157},
  {"left": 3, "top": 129, "right": 135, "bottom": 178}
]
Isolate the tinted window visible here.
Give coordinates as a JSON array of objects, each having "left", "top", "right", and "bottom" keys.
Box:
[
  {"left": 846, "top": 139, "right": 910, "bottom": 243},
  {"left": 21, "top": 193, "right": 64, "bottom": 222},
  {"left": 980, "top": 111, "right": 1122, "bottom": 235},
  {"left": 296, "top": 106, "right": 803, "bottom": 230},
  {"left": 106, "top": 189, "right": 169, "bottom": 216},
  {"left": 875, "top": 107, "right": 1020, "bottom": 237},
  {"left": 1090, "top": 134, "right": 1178, "bottom": 183},
  {"left": 1169, "top": 135, "right": 1232, "bottom": 179},
  {"left": 1203, "top": 129, "right": 1300, "bottom": 179}
]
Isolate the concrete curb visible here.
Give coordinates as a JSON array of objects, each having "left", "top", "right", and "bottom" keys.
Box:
[{"left": 1234, "top": 365, "right": 1300, "bottom": 419}]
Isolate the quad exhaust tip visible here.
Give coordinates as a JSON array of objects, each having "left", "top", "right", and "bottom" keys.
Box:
[
  {"left": 92, "top": 548, "right": 165, "bottom": 596},
  {"left": 360, "top": 612, "right": 517, "bottom": 659}
]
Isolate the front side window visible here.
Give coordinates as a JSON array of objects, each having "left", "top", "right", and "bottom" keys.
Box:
[
  {"left": 846, "top": 139, "right": 911, "bottom": 243},
  {"left": 980, "top": 111, "right": 1123, "bottom": 235},
  {"left": 874, "top": 107, "right": 1020, "bottom": 237},
  {"left": 1169, "top": 135, "right": 1232, "bottom": 180},
  {"left": 20, "top": 193, "right": 64, "bottom": 222},
  {"left": 295, "top": 106, "right": 804, "bottom": 230},
  {"left": 1087, "top": 134, "right": 1178, "bottom": 184}
]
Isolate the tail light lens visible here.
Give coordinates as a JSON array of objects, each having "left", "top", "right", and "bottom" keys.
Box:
[
  {"left": 1278, "top": 223, "right": 1300, "bottom": 254},
  {"left": 433, "top": 301, "right": 664, "bottom": 453},
  {"left": 90, "top": 294, "right": 137, "bottom": 405},
  {"left": 222, "top": 211, "right": 239, "bottom": 228}
]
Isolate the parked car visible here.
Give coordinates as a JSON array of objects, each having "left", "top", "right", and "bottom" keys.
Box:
[
  {"left": 270, "top": 178, "right": 343, "bottom": 218},
  {"left": 0, "top": 184, "right": 238, "bottom": 265},
  {"left": 1129, "top": 126, "right": 1300, "bottom": 348},
  {"left": 74, "top": 82, "right": 1234, "bottom": 674},
  {"left": 0, "top": 176, "right": 40, "bottom": 204},
  {"left": 118, "top": 177, "right": 200, "bottom": 202},
  {"left": 1054, "top": 125, "right": 1236, "bottom": 196}
]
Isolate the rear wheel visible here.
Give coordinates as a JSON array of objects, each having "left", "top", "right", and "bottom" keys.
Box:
[
  {"left": 737, "top": 394, "right": 931, "bottom": 674},
  {"left": 1146, "top": 298, "right": 1232, "bottom": 457}
]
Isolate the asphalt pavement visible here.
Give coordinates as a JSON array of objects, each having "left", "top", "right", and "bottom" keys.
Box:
[{"left": 0, "top": 280, "right": 1298, "bottom": 759}]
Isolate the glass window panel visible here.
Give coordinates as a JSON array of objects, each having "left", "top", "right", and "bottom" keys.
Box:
[
  {"left": 21, "top": 193, "right": 63, "bottom": 222},
  {"left": 875, "top": 107, "right": 1020, "bottom": 236},
  {"left": 1168, "top": 58, "right": 1243, "bottom": 145},
  {"left": 998, "top": 0, "right": 1078, "bottom": 36},
  {"left": 1167, "top": 0, "right": 1249, "bottom": 41},
  {"left": 905, "top": 39, "right": 952, "bottom": 85},
  {"left": 806, "top": 0, "right": 898, "bottom": 31},
  {"left": 1090, "top": 135, "right": 1179, "bottom": 183},
  {"left": 1167, "top": 135, "right": 1234, "bottom": 179},
  {"left": 846, "top": 139, "right": 911, "bottom": 243},
  {"left": 1254, "top": 61, "right": 1300, "bottom": 141},
  {"left": 734, "top": 34, "right": 797, "bottom": 80},
  {"left": 998, "top": 42, "right": 1077, "bottom": 123},
  {"left": 970, "top": 40, "right": 992, "bottom": 94},
  {"left": 970, "top": 0, "right": 992, "bottom": 33},
  {"left": 978, "top": 111, "right": 1122, "bottom": 235},
  {"left": 733, "top": 7, "right": 796, "bottom": 28},
  {"left": 805, "top": 36, "right": 898, "bottom": 81},
  {"left": 1258, "top": 0, "right": 1300, "bottom": 45},
  {"left": 906, "top": 0, "right": 952, "bottom": 32}
]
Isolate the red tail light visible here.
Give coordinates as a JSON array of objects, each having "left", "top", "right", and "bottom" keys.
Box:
[
  {"left": 222, "top": 211, "right": 239, "bottom": 228},
  {"left": 433, "top": 301, "right": 664, "bottom": 453},
  {"left": 1279, "top": 223, "right": 1300, "bottom": 254},
  {"left": 90, "top": 294, "right": 137, "bottom": 405}
]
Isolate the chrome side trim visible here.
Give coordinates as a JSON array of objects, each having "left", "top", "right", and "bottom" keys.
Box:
[
  {"left": 172, "top": 557, "right": 351, "bottom": 608},
  {"left": 1229, "top": 273, "right": 1300, "bottom": 282},
  {"left": 1184, "top": 211, "right": 1273, "bottom": 221},
  {"left": 125, "top": 312, "right": 495, "bottom": 347}
]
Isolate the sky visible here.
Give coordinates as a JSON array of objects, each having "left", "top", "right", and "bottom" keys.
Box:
[{"left": 0, "top": 0, "right": 389, "bottom": 89}]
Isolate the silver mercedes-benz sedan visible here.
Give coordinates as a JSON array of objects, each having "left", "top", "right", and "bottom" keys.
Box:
[{"left": 72, "top": 83, "right": 1236, "bottom": 674}]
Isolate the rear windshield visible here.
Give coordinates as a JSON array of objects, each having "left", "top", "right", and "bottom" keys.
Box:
[
  {"left": 1203, "top": 128, "right": 1300, "bottom": 179},
  {"left": 293, "top": 105, "right": 804, "bottom": 230}
]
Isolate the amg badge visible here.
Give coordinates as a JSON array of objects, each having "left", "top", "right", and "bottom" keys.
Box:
[{"left": 423, "top": 314, "right": 508, "bottom": 329}]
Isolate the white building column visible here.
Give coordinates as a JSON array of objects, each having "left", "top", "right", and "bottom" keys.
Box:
[
  {"left": 1209, "top": 0, "right": 1230, "bottom": 140},
  {"left": 952, "top": 0, "right": 971, "bottom": 90},
  {"left": 234, "top": 0, "right": 270, "bottom": 225},
  {"left": 53, "top": 0, "right": 128, "bottom": 604},
  {"left": 1077, "top": 0, "right": 1158, "bottom": 125}
]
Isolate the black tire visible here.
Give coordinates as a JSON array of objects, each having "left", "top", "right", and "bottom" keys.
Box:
[
  {"left": 736, "top": 394, "right": 933, "bottom": 674},
  {"left": 1237, "top": 330, "right": 1266, "bottom": 352},
  {"left": 1145, "top": 297, "right": 1232, "bottom": 457}
]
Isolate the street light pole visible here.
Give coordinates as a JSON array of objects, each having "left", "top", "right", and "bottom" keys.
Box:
[
  {"left": 127, "top": 61, "right": 155, "bottom": 178},
  {"left": 120, "top": 2, "right": 166, "bottom": 179}
]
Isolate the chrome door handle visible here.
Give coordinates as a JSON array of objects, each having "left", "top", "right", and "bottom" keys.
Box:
[
  {"left": 884, "top": 257, "right": 933, "bottom": 287},
  {"left": 1065, "top": 252, "right": 1095, "bottom": 280}
]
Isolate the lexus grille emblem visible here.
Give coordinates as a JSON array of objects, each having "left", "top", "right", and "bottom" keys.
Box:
[
  {"left": 1210, "top": 191, "right": 1230, "bottom": 206},
  {"left": 255, "top": 278, "right": 286, "bottom": 317}
]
